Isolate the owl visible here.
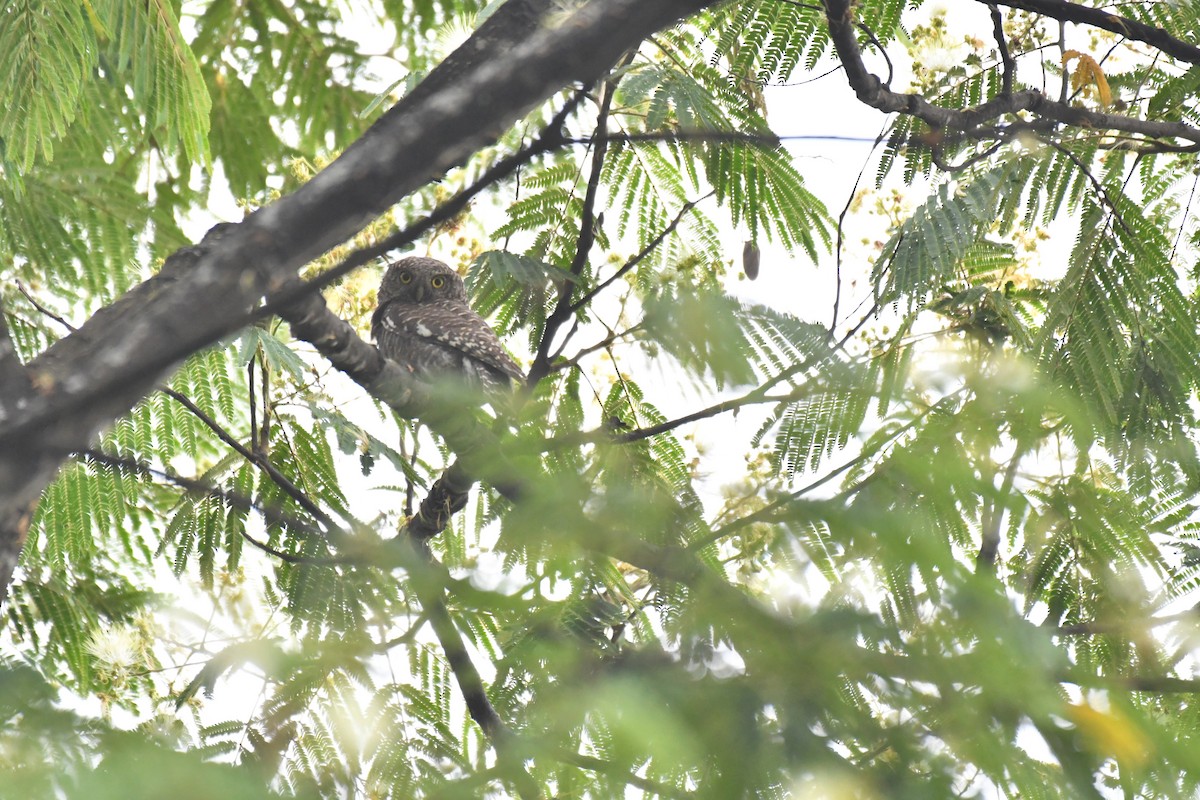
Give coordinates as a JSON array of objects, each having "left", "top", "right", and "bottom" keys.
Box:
[{"left": 371, "top": 256, "right": 525, "bottom": 395}]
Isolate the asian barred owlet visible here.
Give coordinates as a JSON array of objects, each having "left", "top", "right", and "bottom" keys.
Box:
[{"left": 371, "top": 256, "right": 525, "bottom": 394}]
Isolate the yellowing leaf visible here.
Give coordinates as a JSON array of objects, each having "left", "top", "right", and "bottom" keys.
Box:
[
  {"left": 1062, "top": 50, "right": 1113, "bottom": 108},
  {"left": 1066, "top": 702, "right": 1151, "bottom": 767}
]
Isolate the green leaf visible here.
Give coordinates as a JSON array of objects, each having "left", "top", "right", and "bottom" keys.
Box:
[
  {"left": 0, "top": 0, "right": 96, "bottom": 171},
  {"left": 643, "top": 287, "right": 758, "bottom": 389}
]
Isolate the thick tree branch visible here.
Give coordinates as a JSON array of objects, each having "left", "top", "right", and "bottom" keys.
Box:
[
  {"left": 822, "top": 0, "right": 1200, "bottom": 150},
  {"left": 404, "top": 461, "right": 477, "bottom": 540},
  {"left": 0, "top": 299, "right": 35, "bottom": 597},
  {"left": 983, "top": 0, "right": 1200, "bottom": 65},
  {"left": 0, "top": 297, "right": 31, "bottom": 415},
  {"left": 5, "top": 0, "right": 714, "bottom": 439}
]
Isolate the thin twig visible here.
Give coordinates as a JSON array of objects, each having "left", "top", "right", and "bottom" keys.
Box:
[
  {"left": 558, "top": 750, "right": 694, "bottom": 799},
  {"left": 566, "top": 131, "right": 877, "bottom": 147},
  {"left": 527, "top": 66, "right": 626, "bottom": 385},
  {"left": 830, "top": 126, "right": 885, "bottom": 337},
  {"left": 1044, "top": 138, "right": 1136, "bottom": 239},
  {"left": 15, "top": 282, "right": 73, "bottom": 331},
  {"left": 568, "top": 192, "right": 712, "bottom": 315},
  {"left": 257, "top": 88, "right": 590, "bottom": 325},
  {"left": 79, "top": 449, "right": 344, "bottom": 565},
  {"left": 161, "top": 387, "right": 339, "bottom": 534},
  {"left": 988, "top": 4, "right": 1015, "bottom": 96},
  {"left": 17, "top": 280, "right": 338, "bottom": 536},
  {"left": 976, "top": 443, "right": 1025, "bottom": 571},
  {"left": 772, "top": 0, "right": 894, "bottom": 84},
  {"left": 610, "top": 300, "right": 880, "bottom": 446},
  {"left": 551, "top": 322, "right": 646, "bottom": 373}
]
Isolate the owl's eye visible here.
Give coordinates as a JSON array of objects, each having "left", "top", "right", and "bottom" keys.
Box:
[
  {"left": 431, "top": 276, "right": 446, "bottom": 289},
  {"left": 398, "top": 272, "right": 412, "bottom": 284}
]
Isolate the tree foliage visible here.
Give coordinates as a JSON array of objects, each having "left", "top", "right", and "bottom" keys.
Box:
[{"left": 5, "top": 0, "right": 1200, "bottom": 797}]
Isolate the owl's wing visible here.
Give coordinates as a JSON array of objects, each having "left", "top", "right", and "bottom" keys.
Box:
[{"left": 376, "top": 301, "right": 525, "bottom": 385}]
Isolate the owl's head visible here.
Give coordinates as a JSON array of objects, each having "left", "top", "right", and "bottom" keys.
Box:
[{"left": 378, "top": 256, "right": 468, "bottom": 305}]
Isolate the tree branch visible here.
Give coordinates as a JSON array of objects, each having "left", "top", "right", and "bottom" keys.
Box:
[
  {"left": 559, "top": 750, "right": 693, "bottom": 799},
  {"left": 14, "top": 280, "right": 341, "bottom": 541},
  {"left": 983, "top": 0, "right": 1200, "bottom": 65},
  {"left": 552, "top": 322, "right": 645, "bottom": 372},
  {"left": 1122, "top": 676, "right": 1200, "bottom": 693},
  {"left": 264, "top": 88, "right": 588, "bottom": 327},
  {"left": 568, "top": 192, "right": 712, "bottom": 315},
  {"left": 1057, "top": 609, "right": 1200, "bottom": 637},
  {"left": 160, "top": 388, "right": 340, "bottom": 535},
  {"left": 988, "top": 3, "right": 1015, "bottom": 96},
  {"left": 78, "top": 449, "right": 341, "bottom": 564},
  {"left": 536, "top": 301, "right": 881, "bottom": 451},
  {"left": 393, "top": 533, "right": 541, "bottom": 798},
  {"left": 822, "top": 0, "right": 1200, "bottom": 150},
  {"left": 976, "top": 444, "right": 1025, "bottom": 571},
  {"left": 0, "top": 297, "right": 35, "bottom": 598},
  {"left": 0, "top": 294, "right": 31, "bottom": 412},
  {"left": 404, "top": 461, "right": 477, "bottom": 540},
  {"left": 527, "top": 65, "right": 625, "bottom": 385}
]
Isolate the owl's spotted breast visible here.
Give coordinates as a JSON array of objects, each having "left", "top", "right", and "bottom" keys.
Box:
[{"left": 372, "top": 257, "right": 524, "bottom": 394}]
